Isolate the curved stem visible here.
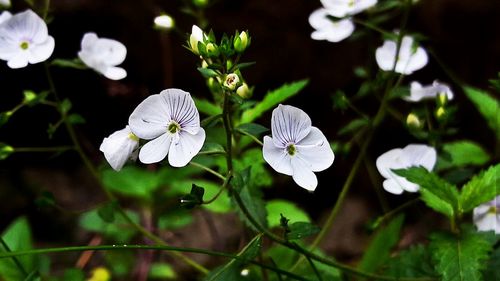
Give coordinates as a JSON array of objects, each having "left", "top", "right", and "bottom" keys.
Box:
[
  {"left": 236, "top": 128, "right": 264, "bottom": 146},
  {"left": 189, "top": 161, "right": 226, "bottom": 181},
  {"left": 203, "top": 172, "right": 231, "bottom": 204}
]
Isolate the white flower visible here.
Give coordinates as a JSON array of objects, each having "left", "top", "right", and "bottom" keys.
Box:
[
  {"left": 154, "top": 14, "right": 174, "bottom": 30},
  {"left": 78, "top": 32, "right": 127, "bottom": 80},
  {"left": 406, "top": 80, "right": 453, "bottom": 102},
  {"left": 320, "top": 0, "right": 377, "bottom": 18},
  {"left": 309, "top": 8, "right": 354, "bottom": 43},
  {"left": 189, "top": 25, "right": 207, "bottom": 55},
  {"left": 375, "top": 35, "right": 428, "bottom": 75},
  {"left": 263, "top": 105, "right": 335, "bottom": 191},
  {"left": 0, "top": 0, "right": 10, "bottom": 7},
  {"left": 376, "top": 144, "right": 436, "bottom": 194},
  {"left": 128, "top": 88, "right": 206, "bottom": 167},
  {"left": 0, "top": 10, "right": 55, "bottom": 69},
  {"left": 473, "top": 196, "right": 500, "bottom": 234},
  {"left": 100, "top": 126, "right": 139, "bottom": 171},
  {"left": 0, "top": 11, "right": 11, "bottom": 24}
]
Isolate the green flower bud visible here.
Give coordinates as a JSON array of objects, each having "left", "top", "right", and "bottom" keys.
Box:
[
  {"left": 435, "top": 107, "right": 446, "bottom": 119},
  {"left": 224, "top": 73, "right": 240, "bottom": 90},
  {"left": 236, "top": 83, "right": 252, "bottom": 99},
  {"left": 234, "top": 31, "right": 249, "bottom": 53},
  {"left": 437, "top": 92, "right": 448, "bottom": 106},
  {"left": 193, "top": 0, "right": 209, "bottom": 7},
  {"left": 406, "top": 113, "right": 422, "bottom": 129}
]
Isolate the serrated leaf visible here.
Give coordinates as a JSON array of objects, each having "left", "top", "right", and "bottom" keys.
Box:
[
  {"left": 386, "top": 244, "right": 437, "bottom": 278},
  {"left": 193, "top": 98, "right": 222, "bottom": 116},
  {"left": 338, "top": 118, "right": 369, "bottom": 136},
  {"left": 358, "top": 215, "right": 404, "bottom": 274},
  {"left": 459, "top": 164, "right": 500, "bottom": 214},
  {"left": 463, "top": 86, "right": 500, "bottom": 139},
  {"left": 0, "top": 143, "right": 14, "bottom": 160},
  {"left": 241, "top": 79, "right": 309, "bottom": 123},
  {"left": 199, "top": 142, "right": 225, "bottom": 155},
  {"left": 394, "top": 167, "right": 459, "bottom": 218},
  {"left": 286, "top": 222, "right": 320, "bottom": 240},
  {"left": 0, "top": 217, "right": 35, "bottom": 281},
  {"left": 430, "top": 228, "right": 492, "bottom": 281},
  {"left": 436, "top": 140, "right": 491, "bottom": 171},
  {"left": 266, "top": 200, "right": 310, "bottom": 228},
  {"left": 235, "top": 123, "right": 269, "bottom": 136}
]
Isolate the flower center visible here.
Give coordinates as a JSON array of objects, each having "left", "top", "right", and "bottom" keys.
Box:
[
  {"left": 167, "top": 121, "right": 181, "bottom": 134},
  {"left": 487, "top": 206, "right": 497, "bottom": 214},
  {"left": 20, "top": 41, "right": 29, "bottom": 50},
  {"left": 286, "top": 144, "right": 297, "bottom": 156},
  {"left": 128, "top": 133, "right": 139, "bottom": 142},
  {"left": 348, "top": 0, "right": 356, "bottom": 7}
]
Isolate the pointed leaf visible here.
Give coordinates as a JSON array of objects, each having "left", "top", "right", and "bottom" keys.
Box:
[
  {"left": 463, "top": 86, "right": 500, "bottom": 138},
  {"left": 199, "top": 142, "right": 226, "bottom": 155},
  {"left": 436, "top": 140, "right": 491, "bottom": 171},
  {"left": 193, "top": 98, "right": 222, "bottom": 116},
  {"left": 0, "top": 217, "right": 35, "bottom": 281},
  {"left": 459, "top": 164, "right": 500, "bottom": 214},
  {"left": 266, "top": 200, "right": 310, "bottom": 228},
  {"left": 286, "top": 222, "right": 320, "bottom": 240},
  {"left": 0, "top": 143, "right": 14, "bottom": 160},
  {"left": 236, "top": 123, "right": 269, "bottom": 136}
]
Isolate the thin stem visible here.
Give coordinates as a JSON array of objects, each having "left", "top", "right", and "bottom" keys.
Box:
[
  {"left": 352, "top": 18, "right": 392, "bottom": 37},
  {"left": 0, "top": 237, "right": 28, "bottom": 277},
  {"left": 372, "top": 198, "right": 420, "bottom": 229},
  {"left": 222, "top": 91, "right": 233, "bottom": 172},
  {"left": 0, "top": 245, "right": 312, "bottom": 281},
  {"left": 190, "top": 161, "right": 226, "bottom": 181},
  {"left": 236, "top": 128, "right": 264, "bottom": 146},
  {"left": 364, "top": 157, "right": 390, "bottom": 213},
  {"left": 42, "top": 0, "right": 50, "bottom": 20},
  {"left": 13, "top": 146, "right": 75, "bottom": 153},
  {"left": 304, "top": 253, "right": 323, "bottom": 281},
  {"left": 203, "top": 172, "right": 231, "bottom": 204}
]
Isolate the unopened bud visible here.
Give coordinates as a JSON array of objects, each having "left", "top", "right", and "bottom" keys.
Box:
[
  {"left": 206, "top": 43, "right": 216, "bottom": 55},
  {"left": 406, "top": 113, "right": 422, "bottom": 128},
  {"left": 234, "top": 31, "right": 249, "bottom": 52},
  {"left": 437, "top": 92, "right": 448, "bottom": 106},
  {"left": 154, "top": 14, "right": 175, "bottom": 30},
  {"left": 436, "top": 107, "right": 446, "bottom": 119},
  {"left": 236, "top": 83, "right": 251, "bottom": 99},
  {"left": 193, "top": 0, "right": 208, "bottom": 7},
  {"left": 189, "top": 25, "right": 205, "bottom": 55},
  {"left": 224, "top": 73, "right": 240, "bottom": 90},
  {"left": 201, "top": 60, "right": 209, "bottom": 68}
]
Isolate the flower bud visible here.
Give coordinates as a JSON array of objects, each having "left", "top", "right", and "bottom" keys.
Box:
[
  {"left": 435, "top": 107, "right": 446, "bottom": 119},
  {"left": 224, "top": 73, "right": 240, "bottom": 90},
  {"left": 189, "top": 25, "right": 205, "bottom": 55},
  {"left": 154, "top": 14, "right": 175, "bottom": 30},
  {"left": 234, "top": 31, "right": 249, "bottom": 52},
  {"left": 236, "top": 83, "right": 251, "bottom": 99},
  {"left": 193, "top": 0, "right": 208, "bottom": 8},
  {"left": 437, "top": 92, "right": 448, "bottom": 106},
  {"left": 406, "top": 113, "right": 422, "bottom": 129}
]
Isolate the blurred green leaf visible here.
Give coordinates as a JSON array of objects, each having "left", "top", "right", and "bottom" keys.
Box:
[
  {"left": 158, "top": 209, "right": 193, "bottom": 230},
  {"left": 198, "top": 67, "right": 219, "bottom": 78},
  {"left": 201, "top": 114, "right": 223, "bottom": 128},
  {"left": 51, "top": 58, "right": 87, "bottom": 69},
  {"left": 194, "top": 98, "right": 222, "bottom": 116},
  {"left": 149, "top": 263, "right": 177, "bottom": 279},
  {"left": 0, "top": 111, "right": 12, "bottom": 127},
  {"left": 104, "top": 250, "right": 135, "bottom": 277},
  {"left": 199, "top": 142, "right": 226, "bottom": 155},
  {"left": 286, "top": 222, "right": 320, "bottom": 240},
  {"left": 241, "top": 79, "right": 309, "bottom": 123},
  {"left": 0, "top": 143, "right": 14, "bottom": 160},
  {"left": 59, "top": 98, "right": 72, "bottom": 115},
  {"left": 79, "top": 210, "right": 139, "bottom": 243},
  {"left": 463, "top": 86, "right": 500, "bottom": 139},
  {"left": 170, "top": 180, "right": 231, "bottom": 213},
  {"left": 67, "top": 113, "right": 86, "bottom": 125},
  {"left": 180, "top": 184, "right": 205, "bottom": 209},
  {"left": 22, "top": 90, "right": 49, "bottom": 107},
  {"left": 385, "top": 244, "right": 437, "bottom": 278},
  {"left": 459, "top": 164, "right": 500, "bottom": 214},
  {"left": 63, "top": 268, "right": 85, "bottom": 281},
  {"left": 97, "top": 201, "right": 118, "bottom": 223},
  {"left": 436, "top": 140, "right": 490, "bottom": 171},
  {"left": 338, "top": 118, "right": 369, "bottom": 136},
  {"left": 235, "top": 148, "right": 272, "bottom": 187},
  {"left": 332, "top": 90, "right": 349, "bottom": 111},
  {"left": 236, "top": 123, "right": 268, "bottom": 136},
  {"left": 34, "top": 191, "right": 56, "bottom": 209},
  {"left": 0, "top": 217, "right": 35, "bottom": 281},
  {"left": 266, "top": 200, "right": 310, "bottom": 228},
  {"left": 102, "top": 166, "right": 162, "bottom": 200}
]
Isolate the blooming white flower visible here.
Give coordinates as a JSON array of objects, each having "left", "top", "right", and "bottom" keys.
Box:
[
  {"left": 0, "top": 10, "right": 55, "bottom": 69},
  {"left": 473, "top": 196, "right": 500, "bottom": 234},
  {"left": 78, "top": 32, "right": 127, "bottom": 80},
  {"left": 375, "top": 35, "right": 428, "bottom": 75},
  {"left": 309, "top": 8, "right": 354, "bottom": 43},
  {"left": 100, "top": 126, "right": 139, "bottom": 171},
  {"left": 406, "top": 80, "right": 453, "bottom": 102},
  {"left": 376, "top": 144, "right": 436, "bottom": 194},
  {"left": 128, "top": 88, "right": 206, "bottom": 167},
  {"left": 320, "top": 0, "right": 377, "bottom": 18},
  {"left": 263, "top": 105, "right": 335, "bottom": 191},
  {"left": 189, "top": 25, "right": 207, "bottom": 55},
  {"left": 0, "top": 0, "right": 10, "bottom": 7},
  {"left": 154, "top": 14, "right": 174, "bottom": 30}
]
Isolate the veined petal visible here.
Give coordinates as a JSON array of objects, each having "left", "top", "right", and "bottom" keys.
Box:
[
  {"left": 27, "top": 35, "right": 54, "bottom": 64},
  {"left": 263, "top": 136, "right": 292, "bottom": 175},
  {"left": 296, "top": 127, "right": 334, "bottom": 172},
  {"left": 3, "top": 10, "right": 48, "bottom": 44},
  {"left": 159, "top": 89, "right": 200, "bottom": 134},
  {"left": 402, "top": 144, "right": 436, "bottom": 171},
  {"left": 474, "top": 212, "right": 500, "bottom": 234},
  {"left": 129, "top": 94, "right": 171, "bottom": 140},
  {"left": 271, "top": 104, "right": 311, "bottom": 147},
  {"left": 167, "top": 128, "right": 205, "bottom": 167},
  {"left": 103, "top": 66, "right": 127, "bottom": 80},
  {"left": 291, "top": 156, "right": 318, "bottom": 191},
  {"left": 139, "top": 133, "right": 172, "bottom": 164}
]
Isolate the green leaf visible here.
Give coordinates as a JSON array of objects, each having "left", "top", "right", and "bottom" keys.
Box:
[
  {"left": 59, "top": 98, "right": 72, "bottom": 114},
  {"left": 459, "top": 164, "right": 500, "bottom": 214},
  {"left": 63, "top": 268, "right": 85, "bottom": 281},
  {"left": 234, "top": 61, "right": 255, "bottom": 70},
  {"left": 235, "top": 148, "right": 273, "bottom": 187},
  {"left": 51, "top": 58, "right": 87, "bottom": 69},
  {"left": 204, "top": 235, "right": 262, "bottom": 281},
  {"left": 193, "top": 98, "right": 222, "bottom": 116},
  {"left": 286, "top": 222, "right": 320, "bottom": 240},
  {"left": 0, "top": 111, "right": 12, "bottom": 127},
  {"left": 101, "top": 166, "right": 162, "bottom": 200},
  {"left": 169, "top": 180, "right": 231, "bottom": 213},
  {"left": 34, "top": 191, "right": 56, "bottom": 209},
  {"left": 266, "top": 199, "right": 310, "bottom": 228},
  {"left": 158, "top": 209, "right": 193, "bottom": 230},
  {"left": 149, "top": 263, "right": 177, "bottom": 279},
  {"left": 235, "top": 123, "right": 269, "bottom": 136},
  {"left": 358, "top": 215, "right": 404, "bottom": 274},
  {"left": 386, "top": 244, "right": 437, "bottom": 278},
  {"left": 79, "top": 209, "right": 139, "bottom": 243},
  {"left": 463, "top": 86, "right": 500, "bottom": 138},
  {"left": 483, "top": 241, "right": 500, "bottom": 281},
  {"left": 394, "top": 167, "right": 459, "bottom": 218},
  {"left": 430, "top": 227, "right": 492, "bottom": 281},
  {"left": 67, "top": 113, "right": 86, "bottom": 125},
  {"left": 198, "top": 67, "right": 219, "bottom": 78},
  {"left": 338, "top": 118, "right": 369, "bottom": 136},
  {"left": 0, "top": 143, "right": 14, "bottom": 160},
  {"left": 180, "top": 184, "right": 205, "bottom": 209},
  {"left": 241, "top": 79, "right": 309, "bottom": 123},
  {"left": 199, "top": 142, "right": 226, "bottom": 155},
  {"left": 97, "top": 201, "right": 118, "bottom": 223},
  {"left": 104, "top": 250, "right": 135, "bottom": 277},
  {"left": 436, "top": 140, "right": 491, "bottom": 171},
  {"left": 0, "top": 217, "right": 35, "bottom": 281},
  {"left": 201, "top": 114, "right": 223, "bottom": 128}
]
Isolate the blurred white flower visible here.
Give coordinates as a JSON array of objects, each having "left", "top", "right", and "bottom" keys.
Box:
[
  {"left": 406, "top": 80, "right": 453, "bottom": 102},
  {"left": 376, "top": 144, "right": 436, "bottom": 194},
  {"left": 263, "top": 105, "right": 335, "bottom": 191},
  {"left": 375, "top": 35, "right": 428, "bottom": 75},
  {"left": 189, "top": 25, "right": 207, "bottom": 55},
  {"left": 473, "top": 196, "right": 500, "bottom": 234},
  {"left": 78, "top": 32, "right": 127, "bottom": 80},
  {"left": 309, "top": 8, "right": 354, "bottom": 43},
  {"left": 0, "top": 10, "right": 55, "bottom": 69},
  {"left": 128, "top": 88, "right": 206, "bottom": 167},
  {"left": 154, "top": 14, "right": 174, "bottom": 30},
  {"left": 0, "top": 0, "right": 10, "bottom": 7},
  {"left": 0, "top": 11, "right": 11, "bottom": 24},
  {"left": 320, "top": 0, "right": 377, "bottom": 18},
  {"left": 100, "top": 126, "right": 139, "bottom": 171}
]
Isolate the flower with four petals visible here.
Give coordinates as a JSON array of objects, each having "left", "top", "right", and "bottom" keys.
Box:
[
  {"left": 375, "top": 35, "right": 428, "bottom": 75},
  {"left": 309, "top": 8, "right": 354, "bottom": 43}
]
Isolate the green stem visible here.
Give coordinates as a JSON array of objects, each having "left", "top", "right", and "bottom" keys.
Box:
[
  {"left": 42, "top": 0, "right": 50, "bottom": 20},
  {"left": 352, "top": 18, "right": 392, "bottom": 37},
  {"left": 236, "top": 128, "right": 264, "bottom": 146},
  {"left": 304, "top": 253, "right": 323, "bottom": 281},
  {"left": 190, "top": 161, "right": 226, "bottom": 181},
  {"left": 43, "top": 63, "right": 209, "bottom": 275},
  {"left": 372, "top": 198, "right": 420, "bottom": 229},
  {"left": 222, "top": 90, "right": 233, "bottom": 172},
  {"left": 0, "top": 237, "right": 28, "bottom": 277},
  {"left": 202, "top": 171, "right": 231, "bottom": 204},
  {"left": 13, "top": 146, "right": 75, "bottom": 153}
]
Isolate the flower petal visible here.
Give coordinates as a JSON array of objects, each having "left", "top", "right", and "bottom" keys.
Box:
[
  {"left": 129, "top": 94, "right": 171, "bottom": 140},
  {"left": 296, "top": 127, "right": 334, "bottom": 172},
  {"left": 403, "top": 46, "right": 428, "bottom": 74},
  {"left": 308, "top": 8, "right": 331, "bottom": 29},
  {"left": 94, "top": 37, "right": 127, "bottom": 66},
  {"left": 159, "top": 89, "right": 200, "bottom": 134},
  {"left": 81, "top": 32, "right": 98, "bottom": 50},
  {"left": 168, "top": 128, "right": 205, "bottom": 167},
  {"left": 382, "top": 179, "right": 404, "bottom": 195},
  {"left": 139, "top": 133, "right": 172, "bottom": 164},
  {"left": 402, "top": 144, "right": 436, "bottom": 171},
  {"left": 375, "top": 40, "right": 396, "bottom": 71},
  {"left": 0, "top": 11, "right": 12, "bottom": 24},
  {"left": 28, "top": 35, "right": 54, "bottom": 64},
  {"left": 103, "top": 66, "right": 127, "bottom": 80},
  {"left": 271, "top": 104, "right": 311, "bottom": 147},
  {"left": 263, "top": 136, "right": 292, "bottom": 176},
  {"left": 375, "top": 148, "right": 405, "bottom": 179},
  {"left": 99, "top": 126, "right": 138, "bottom": 171},
  {"left": 291, "top": 156, "right": 318, "bottom": 191},
  {"left": 7, "top": 52, "right": 29, "bottom": 68}
]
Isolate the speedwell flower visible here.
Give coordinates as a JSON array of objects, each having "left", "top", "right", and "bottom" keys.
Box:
[
  {"left": 78, "top": 32, "right": 127, "bottom": 80},
  {"left": 263, "top": 105, "right": 335, "bottom": 191},
  {"left": 406, "top": 80, "right": 453, "bottom": 102},
  {"left": 473, "top": 196, "right": 500, "bottom": 234},
  {"left": 128, "top": 88, "right": 206, "bottom": 167},
  {"left": 308, "top": 8, "right": 354, "bottom": 43},
  {"left": 100, "top": 126, "right": 139, "bottom": 171},
  {"left": 320, "top": 0, "right": 377, "bottom": 18},
  {"left": 0, "top": 10, "right": 55, "bottom": 69},
  {"left": 375, "top": 35, "right": 428, "bottom": 75},
  {"left": 376, "top": 144, "right": 436, "bottom": 194}
]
